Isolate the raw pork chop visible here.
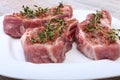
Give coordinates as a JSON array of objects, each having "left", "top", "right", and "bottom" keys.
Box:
[
  {"left": 3, "top": 3, "right": 73, "bottom": 38},
  {"left": 75, "top": 10, "right": 120, "bottom": 60},
  {"left": 21, "top": 18, "right": 78, "bottom": 63}
]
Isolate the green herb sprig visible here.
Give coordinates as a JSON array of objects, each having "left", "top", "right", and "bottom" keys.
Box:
[
  {"left": 84, "top": 10, "right": 103, "bottom": 32},
  {"left": 108, "top": 29, "right": 120, "bottom": 43},
  {"left": 84, "top": 10, "right": 120, "bottom": 43},
  {"left": 20, "top": 5, "right": 48, "bottom": 18},
  {"left": 53, "top": 2, "right": 64, "bottom": 15},
  {"left": 30, "top": 18, "right": 66, "bottom": 43},
  {"left": 91, "top": 10, "right": 103, "bottom": 25}
]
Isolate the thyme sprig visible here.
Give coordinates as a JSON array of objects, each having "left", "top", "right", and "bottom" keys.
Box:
[
  {"left": 30, "top": 18, "right": 66, "bottom": 43},
  {"left": 108, "top": 29, "right": 120, "bottom": 43},
  {"left": 84, "top": 10, "right": 120, "bottom": 43},
  {"left": 84, "top": 25, "right": 96, "bottom": 32},
  {"left": 84, "top": 11, "right": 103, "bottom": 32},
  {"left": 20, "top": 5, "right": 48, "bottom": 18},
  {"left": 20, "top": 2, "right": 64, "bottom": 17},
  {"left": 91, "top": 10, "right": 103, "bottom": 25},
  {"left": 53, "top": 2, "right": 64, "bottom": 15}
]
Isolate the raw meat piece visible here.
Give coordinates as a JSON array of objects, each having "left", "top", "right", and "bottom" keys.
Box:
[
  {"left": 21, "top": 18, "right": 78, "bottom": 63},
  {"left": 3, "top": 4, "right": 73, "bottom": 38},
  {"left": 75, "top": 10, "right": 120, "bottom": 60}
]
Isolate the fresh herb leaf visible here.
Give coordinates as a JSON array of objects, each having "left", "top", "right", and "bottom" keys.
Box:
[
  {"left": 54, "top": 2, "right": 64, "bottom": 15},
  {"left": 58, "top": 2, "right": 64, "bottom": 8},
  {"left": 30, "top": 38, "right": 37, "bottom": 43},
  {"left": 20, "top": 5, "right": 48, "bottom": 18},
  {"left": 108, "top": 29, "right": 120, "bottom": 43},
  {"left": 47, "top": 31, "right": 54, "bottom": 40},
  {"left": 91, "top": 10, "right": 103, "bottom": 25},
  {"left": 84, "top": 10, "right": 120, "bottom": 44},
  {"left": 30, "top": 18, "right": 66, "bottom": 44},
  {"left": 38, "top": 32, "right": 46, "bottom": 38},
  {"left": 84, "top": 25, "right": 95, "bottom": 32}
]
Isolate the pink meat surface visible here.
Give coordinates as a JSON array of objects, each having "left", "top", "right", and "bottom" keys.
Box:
[
  {"left": 21, "top": 18, "right": 78, "bottom": 63},
  {"left": 75, "top": 10, "right": 120, "bottom": 60},
  {"left": 3, "top": 5, "right": 73, "bottom": 38}
]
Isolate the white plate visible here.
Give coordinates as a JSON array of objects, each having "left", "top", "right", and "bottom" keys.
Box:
[{"left": 0, "top": 10, "right": 120, "bottom": 79}]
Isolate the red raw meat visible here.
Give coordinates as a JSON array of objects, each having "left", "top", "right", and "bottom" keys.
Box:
[
  {"left": 75, "top": 10, "right": 120, "bottom": 60},
  {"left": 3, "top": 4, "right": 73, "bottom": 38},
  {"left": 21, "top": 18, "right": 78, "bottom": 63}
]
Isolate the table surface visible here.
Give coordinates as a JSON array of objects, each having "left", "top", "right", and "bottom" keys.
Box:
[{"left": 0, "top": 0, "right": 120, "bottom": 80}]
